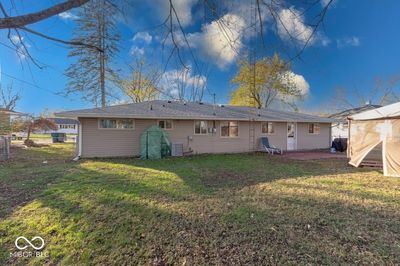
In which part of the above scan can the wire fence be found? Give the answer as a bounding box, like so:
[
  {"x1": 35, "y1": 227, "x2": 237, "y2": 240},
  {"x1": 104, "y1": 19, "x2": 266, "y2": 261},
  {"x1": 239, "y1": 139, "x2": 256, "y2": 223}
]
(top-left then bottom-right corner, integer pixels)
[{"x1": 0, "y1": 136, "x2": 11, "y2": 161}]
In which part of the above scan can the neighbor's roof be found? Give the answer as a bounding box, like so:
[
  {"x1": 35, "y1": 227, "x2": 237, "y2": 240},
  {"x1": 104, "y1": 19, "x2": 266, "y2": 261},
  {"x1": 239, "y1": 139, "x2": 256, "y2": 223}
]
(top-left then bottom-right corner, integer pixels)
[
  {"x1": 329, "y1": 104, "x2": 381, "y2": 121},
  {"x1": 0, "y1": 108, "x2": 24, "y2": 115},
  {"x1": 55, "y1": 100, "x2": 334, "y2": 123},
  {"x1": 50, "y1": 118, "x2": 79, "y2": 125},
  {"x1": 349, "y1": 101, "x2": 400, "y2": 120}
]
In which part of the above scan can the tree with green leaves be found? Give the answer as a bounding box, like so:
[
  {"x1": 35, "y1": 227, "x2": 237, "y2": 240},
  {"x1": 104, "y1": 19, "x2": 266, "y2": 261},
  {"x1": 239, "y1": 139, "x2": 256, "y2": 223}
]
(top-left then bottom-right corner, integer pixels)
[
  {"x1": 229, "y1": 54, "x2": 303, "y2": 109},
  {"x1": 65, "y1": 0, "x2": 120, "y2": 108}
]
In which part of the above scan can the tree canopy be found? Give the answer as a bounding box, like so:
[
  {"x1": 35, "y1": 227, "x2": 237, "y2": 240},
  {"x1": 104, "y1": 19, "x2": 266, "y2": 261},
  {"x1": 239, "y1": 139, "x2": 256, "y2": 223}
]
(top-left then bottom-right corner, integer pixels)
[
  {"x1": 119, "y1": 60, "x2": 160, "y2": 103},
  {"x1": 229, "y1": 54, "x2": 304, "y2": 110}
]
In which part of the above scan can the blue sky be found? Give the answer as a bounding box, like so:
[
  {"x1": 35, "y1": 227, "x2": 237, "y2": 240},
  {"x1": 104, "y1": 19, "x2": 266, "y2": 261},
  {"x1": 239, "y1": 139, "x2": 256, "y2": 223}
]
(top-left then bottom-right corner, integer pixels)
[{"x1": 1, "y1": 0, "x2": 400, "y2": 115}]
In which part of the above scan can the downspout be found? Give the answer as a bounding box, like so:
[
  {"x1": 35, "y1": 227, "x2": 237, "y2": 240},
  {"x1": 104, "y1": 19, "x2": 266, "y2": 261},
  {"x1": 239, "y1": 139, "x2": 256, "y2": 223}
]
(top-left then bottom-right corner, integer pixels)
[{"x1": 73, "y1": 119, "x2": 82, "y2": 161}]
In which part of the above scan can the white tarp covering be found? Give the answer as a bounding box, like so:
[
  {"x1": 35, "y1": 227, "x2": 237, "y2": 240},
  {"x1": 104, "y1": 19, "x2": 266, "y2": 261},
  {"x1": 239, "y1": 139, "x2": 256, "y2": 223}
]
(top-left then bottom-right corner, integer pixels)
[
  {"x1": 348, "y1": 103, "x2": 400, "y2": 177},
  {"x1": 350, "y1": 102, "x2": 400, "y2": 120}
]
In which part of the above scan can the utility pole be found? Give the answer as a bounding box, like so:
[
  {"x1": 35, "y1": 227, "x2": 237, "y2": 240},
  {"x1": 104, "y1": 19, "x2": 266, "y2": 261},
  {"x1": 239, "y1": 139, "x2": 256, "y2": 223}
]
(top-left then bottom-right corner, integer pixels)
[{"x1": 212, "y1": 93, "x2": 216, "y2": 115}]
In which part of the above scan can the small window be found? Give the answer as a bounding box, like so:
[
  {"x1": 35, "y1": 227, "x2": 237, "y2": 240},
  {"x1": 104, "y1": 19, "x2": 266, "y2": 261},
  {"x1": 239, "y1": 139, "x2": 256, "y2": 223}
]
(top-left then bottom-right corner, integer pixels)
[
  {"x1": 194, "y1": 121, "x2": 207, "y2": 135},
  {"x1": 99, "y1": 119, "x2": 134, "y2": 129},
  {"x1": 221, "y1": 121, "x2": 238, "y2": 137},
  {"x1": 262, "y1": 122, "x2": 274, "y2": 134},
  {"x1": 117, "y1": 119, "x2": 134, "y2": 129},
  {"x1": 308, "y1": 123, "x2": 320, "y2": 134},
  {"x1": 158, "y1": 120, "x2": 173, "y2": 130}
]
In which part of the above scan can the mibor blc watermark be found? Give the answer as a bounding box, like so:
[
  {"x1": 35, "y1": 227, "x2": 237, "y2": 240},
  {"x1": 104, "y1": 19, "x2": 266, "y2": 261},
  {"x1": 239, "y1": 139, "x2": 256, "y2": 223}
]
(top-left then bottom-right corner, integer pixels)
[{"x1": 10, "y1": 236, "x2": 48, "y2": 258}]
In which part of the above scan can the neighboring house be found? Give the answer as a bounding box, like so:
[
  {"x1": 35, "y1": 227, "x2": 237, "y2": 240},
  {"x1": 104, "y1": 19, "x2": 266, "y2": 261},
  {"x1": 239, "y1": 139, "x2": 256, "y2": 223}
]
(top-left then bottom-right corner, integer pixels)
[
  {"x1": 35, "y1": 118, "x2": 79, "y2": 134},
  {"x1": 56, "y1": 100, "x2": 334, "y2": 158},
  {"x1": 0, "y1": 108, "x2": 23, "y2": 136},
  {"x1": 50, "y1": 118, "x2": 79, "y2": 134},
  {"x1": 329, "y1": 104, "x2": 381, "y2": 139}
]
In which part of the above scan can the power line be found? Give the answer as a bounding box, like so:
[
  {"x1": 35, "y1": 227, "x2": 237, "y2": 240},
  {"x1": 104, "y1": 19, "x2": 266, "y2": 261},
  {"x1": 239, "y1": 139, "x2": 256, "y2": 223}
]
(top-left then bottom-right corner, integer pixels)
[{"x1": 1, "y1": 71, "x2": 66, "y2": 99}]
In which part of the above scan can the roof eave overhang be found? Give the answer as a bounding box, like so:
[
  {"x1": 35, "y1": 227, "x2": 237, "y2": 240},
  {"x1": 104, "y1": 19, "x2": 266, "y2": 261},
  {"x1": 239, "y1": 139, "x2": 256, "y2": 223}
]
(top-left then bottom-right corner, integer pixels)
[{"x1": 56, "y1": 112, "x2": 333, "y2": 123}]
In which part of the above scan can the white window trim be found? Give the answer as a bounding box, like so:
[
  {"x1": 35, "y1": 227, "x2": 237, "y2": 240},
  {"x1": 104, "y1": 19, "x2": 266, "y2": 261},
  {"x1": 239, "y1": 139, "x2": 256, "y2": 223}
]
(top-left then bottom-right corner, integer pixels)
[
  {"x1": 193, "y1": 120, "x2": 208, "y2": 135},
  {"x1": 308, "y1": 123, "x2": 320, "y2": 135},
  {"x1": 157, "y1": 120, "x2": 174, "y2": 130},
  {"x1": 98, "y1": 118, "x2": 135, "y2": 130},
  {"x1": 261, "y1": 122, "x2": 275, "y2": 135},
  {"x1": 220, "y1": 121, "x2": 239, "y2": 138}
]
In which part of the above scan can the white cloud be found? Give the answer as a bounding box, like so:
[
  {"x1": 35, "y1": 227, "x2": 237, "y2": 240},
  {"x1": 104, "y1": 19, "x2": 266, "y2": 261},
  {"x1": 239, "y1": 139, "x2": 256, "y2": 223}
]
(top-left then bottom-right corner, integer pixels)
[
  {"x1": 58, "y1": 11, "x2": 78, "y2": 20},
  {"x1": 129, "y1": 46, "x2": 145, "y2": 56},
  {"x1": 187, "y1": 13, "x2": 246, "y2": 69},
  {"x1": 10, "y1": 35, "x2": 30, "y2": 61},
  {"x1": 336, "y1": 37, "x2": 360, "y2": 48},
  {"x1": 276, "y1": 7, "x2": 330, "y2": 47},
  {"x1": 160, "y1": 67, "x2": 207, "y2": 98},
  {"x1": 10, "y1": 35, "x2": 21, "y2": 44},
  {"x1": 155, "y1": 0, "x2": 197, "y2": 27},
  {"x1": 133, "y1": 31, "x2": 152, "y2": 44},
  {"x1": 277, "y1": 8, "x2": 315, "y2": 46},
  {"x1": 224, "y1": 0, "x2": 271, "y2": 29},
  {"x1": 321, "y1": 0, "x2": 337, "y2": 8},
  {"x1": 287, "y1": 72, "x2": 310, "y2": 95},
  {"x1": 282, "y1": 72, "x2": 310, "y2": 96}
]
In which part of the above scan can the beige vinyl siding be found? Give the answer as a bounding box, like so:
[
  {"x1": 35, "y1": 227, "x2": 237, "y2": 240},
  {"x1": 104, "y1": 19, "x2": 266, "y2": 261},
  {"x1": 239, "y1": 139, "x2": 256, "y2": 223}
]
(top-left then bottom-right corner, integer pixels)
[
  {"x1": 80, "y1": 118, "x2": 154, "y2": 157},
  {"x1": 79, "y1": 118, "x2": 331, "y2": 158},
  {"x1": 257, "y1": 122, "x2": 287, "y2": 151},
  {"x1": 296, "y1": 122, "x2": 331, "y2": 150}
]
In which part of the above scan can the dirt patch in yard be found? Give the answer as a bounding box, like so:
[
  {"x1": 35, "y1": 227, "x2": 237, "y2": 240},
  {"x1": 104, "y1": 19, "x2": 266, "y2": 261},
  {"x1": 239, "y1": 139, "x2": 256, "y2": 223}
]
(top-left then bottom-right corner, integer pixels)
[{"x1": 282, "y1": 150, "x2": 347, "y2": 160}]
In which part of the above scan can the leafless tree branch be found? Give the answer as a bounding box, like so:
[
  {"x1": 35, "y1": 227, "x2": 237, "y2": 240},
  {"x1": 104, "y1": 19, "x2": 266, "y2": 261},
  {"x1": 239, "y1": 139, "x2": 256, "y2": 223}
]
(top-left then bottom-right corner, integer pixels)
[{"x1": 0, "y1": 0, "x2": 89, "y2": 29}]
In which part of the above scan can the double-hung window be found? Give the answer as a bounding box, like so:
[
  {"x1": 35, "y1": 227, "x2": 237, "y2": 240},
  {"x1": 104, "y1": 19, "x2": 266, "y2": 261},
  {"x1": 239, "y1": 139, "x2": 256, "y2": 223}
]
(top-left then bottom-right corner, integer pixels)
[
  {"x1": 194, "y1": 121, "x2": 207, "y2": 135},
  {"x1": 221, "y1": 121, "x2": 238, "y2": 137},
  {"x1": 99, "y1": 119, "x2": 134, "y2": 129},
  {"x1": 261, "y1": 122, "x2": 274, "y2": 134},
  {"x1": 308, "y1": 123, "x2": 320, "y2": 134},
  {"x1": 158, "y1": 120, "x2": 173, "y2": 130}
]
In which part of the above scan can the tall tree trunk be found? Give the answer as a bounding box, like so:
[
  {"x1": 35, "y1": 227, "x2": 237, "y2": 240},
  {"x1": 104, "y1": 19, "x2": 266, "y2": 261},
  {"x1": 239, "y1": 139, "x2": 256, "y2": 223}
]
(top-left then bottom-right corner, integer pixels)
[{"x1": 99, "y1": 10, "x2": 106, "y2": 108}]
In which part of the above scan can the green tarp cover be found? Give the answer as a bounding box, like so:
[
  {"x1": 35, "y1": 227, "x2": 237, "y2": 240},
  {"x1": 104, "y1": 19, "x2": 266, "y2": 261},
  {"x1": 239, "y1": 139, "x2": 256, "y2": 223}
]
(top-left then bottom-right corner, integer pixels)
[{"x1": 140, "y1": 125, "x2": 171, "y2": 159}]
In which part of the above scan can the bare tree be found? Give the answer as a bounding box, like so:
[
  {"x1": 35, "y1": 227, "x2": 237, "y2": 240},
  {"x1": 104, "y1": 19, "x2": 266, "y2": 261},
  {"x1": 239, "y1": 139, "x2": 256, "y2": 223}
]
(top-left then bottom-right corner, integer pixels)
[
  {"x1": 162, "y1": 66, "x2": 207, "y2": 102},
  {"x1": 65, "y1": 0, "x2": 120, "y2": 108},
  {"x1": 332, "y1": 76, "x2": 400, "y2": 110},
  {"x1": 0, "y1": 82, "x2": 20, "y2": 111},
  {"x1": 0, "y1": 0, "x2": 102, "y2": 67},
  {"x1": 118, "y1": 59, "x2": 161, "y2": 103}
]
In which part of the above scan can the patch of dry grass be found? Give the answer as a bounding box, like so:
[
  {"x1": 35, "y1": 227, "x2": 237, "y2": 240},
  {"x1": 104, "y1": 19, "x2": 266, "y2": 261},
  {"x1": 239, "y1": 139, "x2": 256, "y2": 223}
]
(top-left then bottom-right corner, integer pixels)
[{"x1": 0, "y1": 145, "x2": 399, "y2": 265}]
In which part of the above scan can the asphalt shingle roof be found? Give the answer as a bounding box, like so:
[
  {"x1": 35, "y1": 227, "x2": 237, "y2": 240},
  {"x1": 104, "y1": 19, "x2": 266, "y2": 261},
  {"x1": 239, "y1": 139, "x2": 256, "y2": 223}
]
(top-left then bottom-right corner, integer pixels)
[
  {"x1": 56, "y1": 100, "x2": 334, "y2": 123},
  {"x1": 0, "y1": 108, "x2": 23, "y2": 115},
  {"x1": 50, "y1": 118, "x2": 79, "y2": 125},
  {"x1": 328, "y1": 104, "x2": 381, "y2": 121}
]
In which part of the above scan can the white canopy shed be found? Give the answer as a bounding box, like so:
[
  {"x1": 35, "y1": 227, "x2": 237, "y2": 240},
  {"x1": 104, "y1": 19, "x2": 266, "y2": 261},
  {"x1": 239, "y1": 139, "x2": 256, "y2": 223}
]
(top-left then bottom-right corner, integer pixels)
[{"x1": 347, "y1": 102, "x2": 400, "y2": 177}]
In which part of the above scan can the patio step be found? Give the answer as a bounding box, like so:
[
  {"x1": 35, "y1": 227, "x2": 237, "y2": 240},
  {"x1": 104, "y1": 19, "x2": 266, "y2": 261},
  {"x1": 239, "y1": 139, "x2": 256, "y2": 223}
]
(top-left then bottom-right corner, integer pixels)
[{"x1": 361, "y1": 160, "x2": 383, "y2": 168}]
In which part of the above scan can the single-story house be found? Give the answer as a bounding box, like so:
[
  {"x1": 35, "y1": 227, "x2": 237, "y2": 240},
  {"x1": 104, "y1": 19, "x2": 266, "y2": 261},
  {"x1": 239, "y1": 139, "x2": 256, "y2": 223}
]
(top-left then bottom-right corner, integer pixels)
[
  {"x1": 329, "y1": 103, "x2": 381, "y2": 139},
  {"x1": 56, "y1": 100, "x2": 334, "y2": 158}
]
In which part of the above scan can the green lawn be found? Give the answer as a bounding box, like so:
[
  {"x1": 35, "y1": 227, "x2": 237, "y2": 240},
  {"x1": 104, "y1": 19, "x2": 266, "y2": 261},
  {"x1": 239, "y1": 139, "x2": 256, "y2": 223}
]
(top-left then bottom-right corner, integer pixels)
[
  {"x1": 28, "y1": 133, "x2": 76, "y2": 139},
  {"x1": 0, "y1": 144, "x2": 399, "y2": 265},
  {"x1": 29, "y1": 133, "x2": 52, "y2": 139}
]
